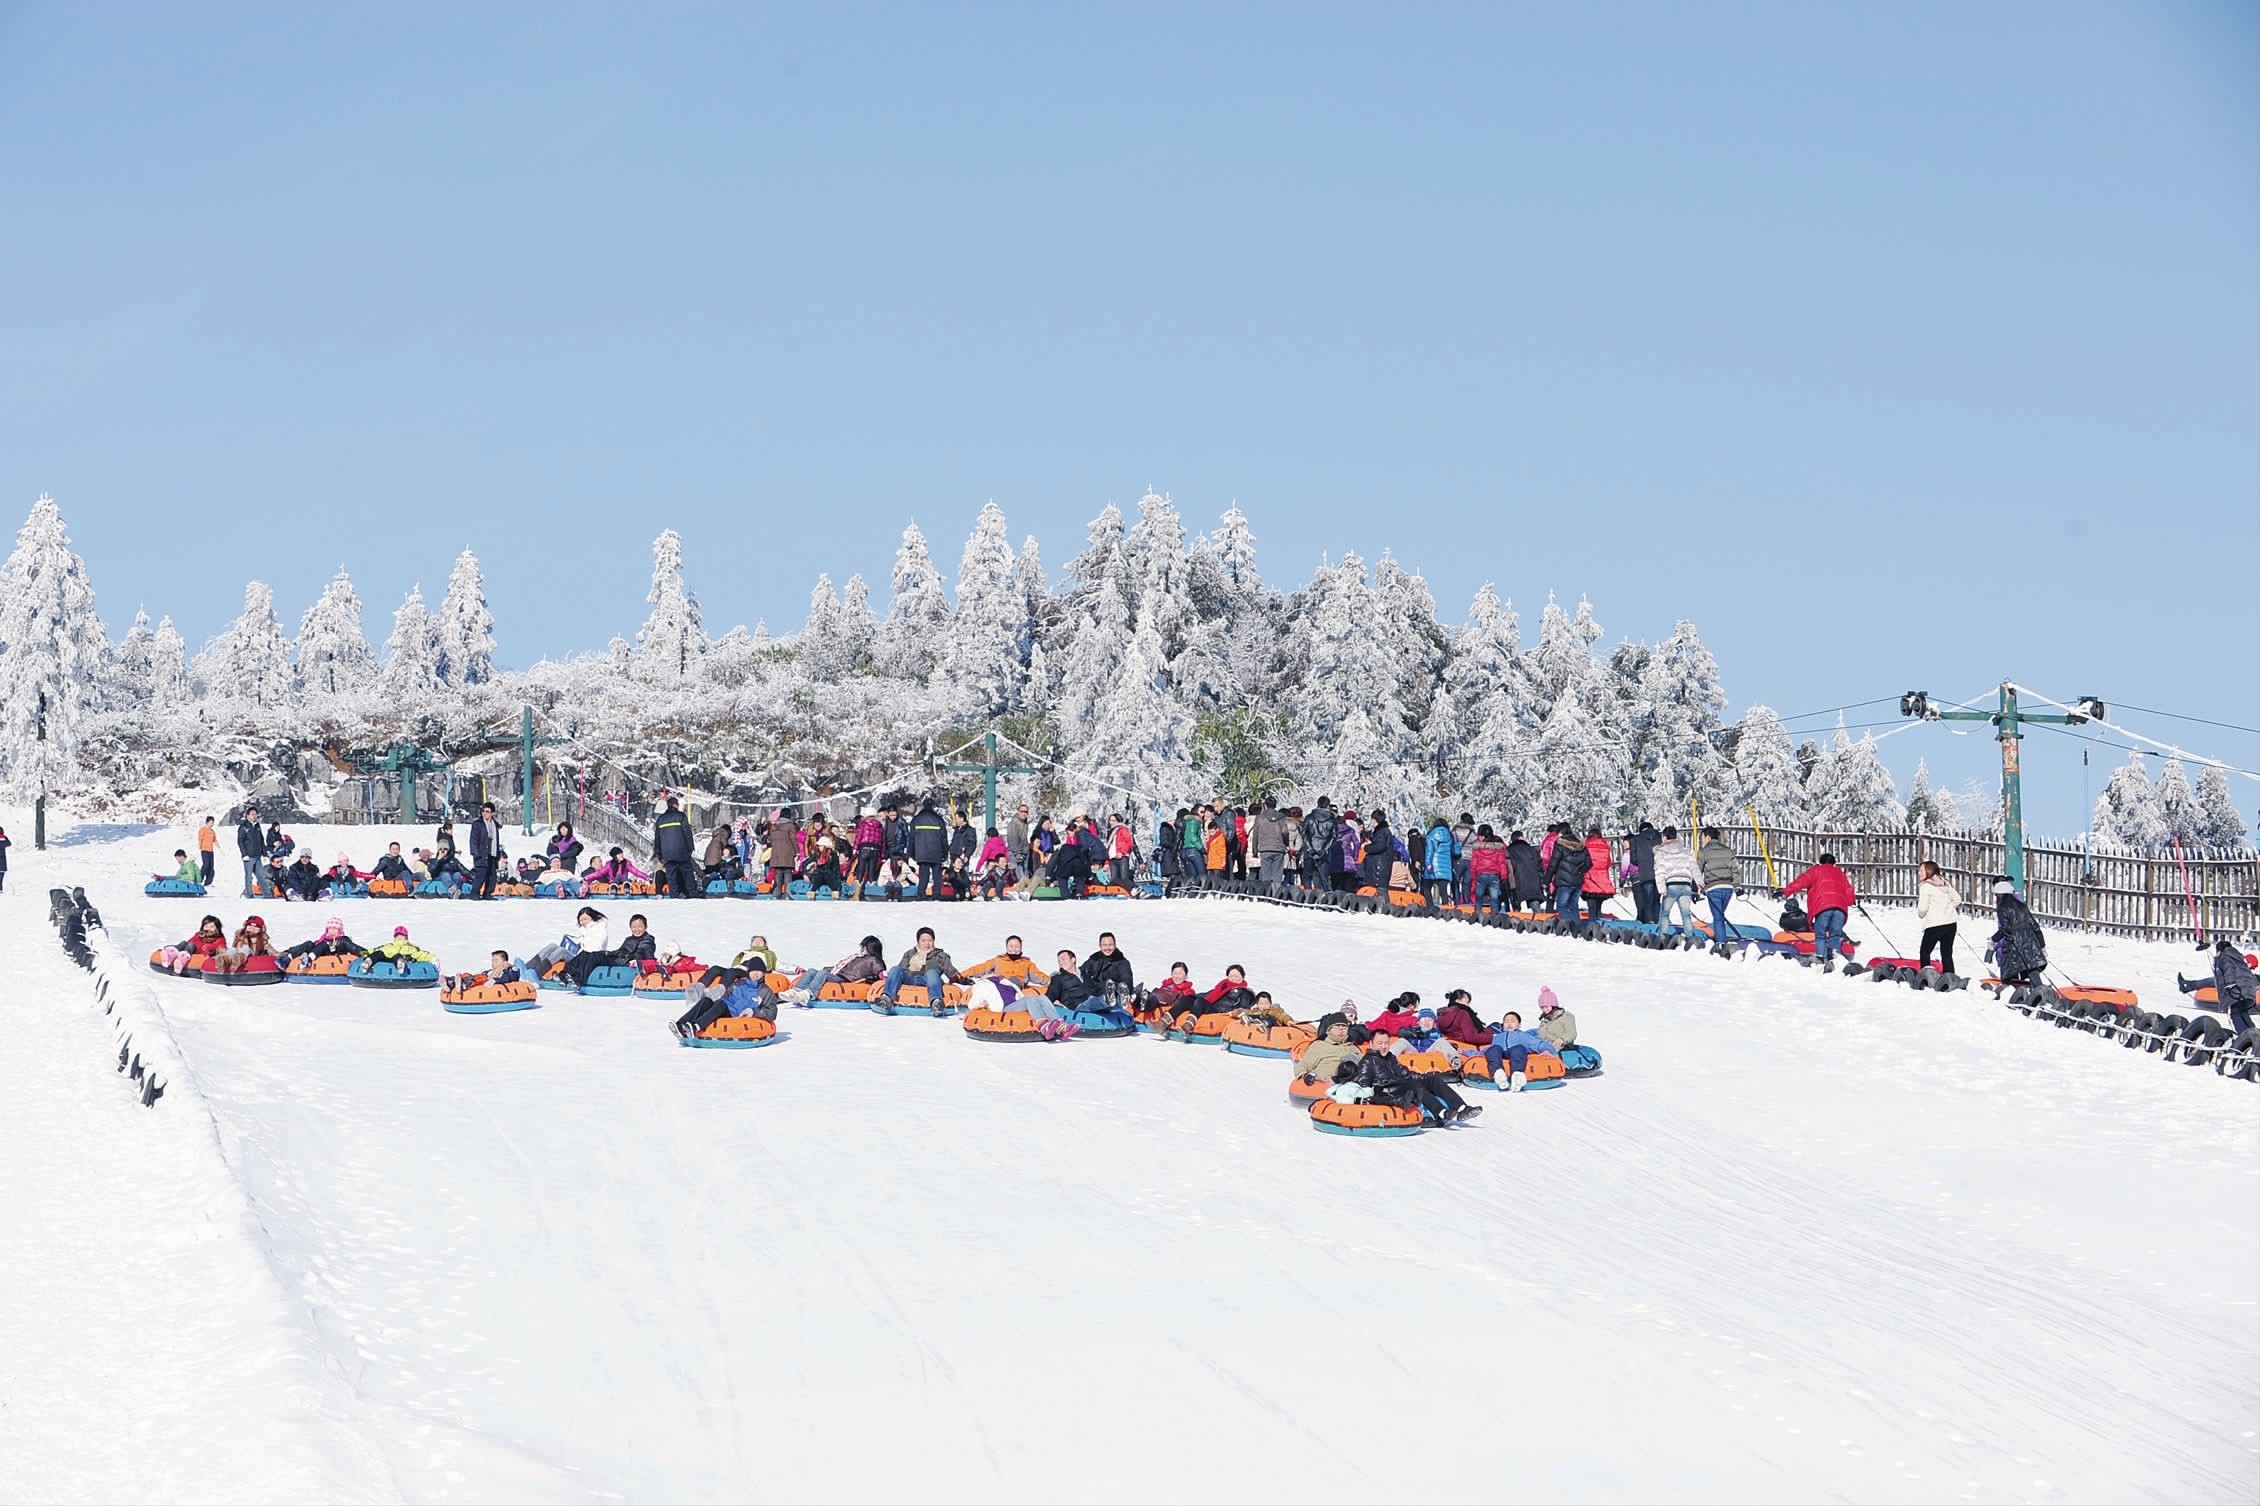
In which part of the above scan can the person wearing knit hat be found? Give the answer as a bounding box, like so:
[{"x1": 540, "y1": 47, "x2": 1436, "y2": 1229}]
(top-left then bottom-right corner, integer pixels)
[
  {"x1": 281, "y1": 916, "x2": 364, "y2": 963},
  {"x1": 1535, "y1": 987, "x2": 1578, "y2": 1055}
]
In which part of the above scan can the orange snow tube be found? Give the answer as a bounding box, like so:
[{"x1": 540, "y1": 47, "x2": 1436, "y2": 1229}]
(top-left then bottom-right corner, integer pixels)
[
  {"x1": 285, "y1": 953, "x2": 354, "y2": 979},
  {"x1": 368, "y1": 878, "x2": 411, "y2": 897},
  {"x1": 633, "y1": 967, "x2": 705, "y2": 994},
  {"x1": 1398, "y1": 1049, "x2": 1458, "y2": 1074},
  {"x1": 963, "y1": 1007, "x2": 1044, "y2": 1041},
  {"x1": 1221, "y1": 1019, "x2": 1315, "y2": 1058},
  {"x1": 2056, "y1": 985, "x2": 2139, "y2": 1010},
  {"x1": 440, "y1": 979, "x2": 539, "y2": 1006},
  {"x1": 817, "y1": 979, "x2": 882, "y2": 1003},
  {"x1": 1287, "y1": 1073, "x2": 1333, "y2": 1105},
  {"x1": 1308, "y1": 1099, "x2": 1424, "y2": 1137},
  {"x1": 695, "y1": 1015, "x2": 777, "y2": 1043},
  {"x1": 1178, "y1": 1012, "x2": 1234, "y2": 1044},
  {"x1": 892, "y1": 982, "x2": 970, "y2": 1011}
]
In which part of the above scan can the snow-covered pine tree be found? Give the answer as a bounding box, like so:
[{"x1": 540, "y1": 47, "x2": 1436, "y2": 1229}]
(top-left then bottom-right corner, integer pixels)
[
  {"x1": 799, "y1": 574, "x2": 854, "y2": 681},
  {"x1": 1525, "y1": 593, "x2": 1584, "y2": 721},
  {"x1": 1735, "y1": 706, "x2": 1810, "y2": 828},
  {"x1": 1013, "y1": 535, "x2": 1050, "y2": 684},
  {"x1": 1425, "y1": 583, "x2": 1526, "y2": 797},
  {"x1": 207, "y1": 581, "x2": 297, "y2": 705},
  {"x1": 436, "y1": 548, "x2": 497, "y2": 687},
  {"x1": 110, "y1": 609, "x2": 156, "y2": 709},
  {"x1": 1635, "y1": 621, "x2": 1728, "y2": 813},
  {"x1": 876, "y1": 522, "x2": 950, "y2": 683},
  {"x1": 1812, "y1": 723, "x2": 1902, "y2": 829},
  {"x1": 296, "y1": 569, "x2": 376, "y2": 699},
  {"x1": 1209, "y1": 505, "x2": 1259, "y2": 593},
  {"x1": 1124, "y1": 491, "x2": 1193, "y2": 668},
  {"x1": 380, "y1": 586, "x2": 441, "y2": 698},
  {"x1": 1052, "y1": 545, "x2": 1134, "y2": 762},
  {"x1": 1639, "y1": 756, "x2": 1681, "y2": 828},
  {"x1": 2151, "y1": 752, "x2": 2201, "y2": 844},
  {"x1": 2194, "y1": 764, "x2": 2249, "y2": 848},
  {"x1": 1902, "y1": 759, "x2": 1962, "y2": 832},
  {"x1": 1528, "y1": 690, "x2": 1621, "y2": 826},
  {"x1": 1078, "y1": 596, "x2": 1193, "y2": 821},
  {"x1": 1372, "y1": 552, "x2": 1448, "y2": 736},
  {"x1": 1286, "y1": 553, "x2": 1426, "y2": 813},
  {"x1": 0, "y1": 495, "x2": 106, "y2": 796},
  {"x1": 1177, "y1": 507, "x2": 1279, "y2": 712},
  {"x1": 937, "y1": 502, "x2": 1024, "y2": 715},
  {"x1": 150, "y1": 617, "x2": 189, "y2": 712},
  {"x1": 2090, "y1": 749, "x2": 2162, "y2": 846},
  {"x1": 836, "y1": 574, "x2": 877, "y2": 672},
  {"x1": 636, "y1": 529, "x2": 706, "y2": 682}
]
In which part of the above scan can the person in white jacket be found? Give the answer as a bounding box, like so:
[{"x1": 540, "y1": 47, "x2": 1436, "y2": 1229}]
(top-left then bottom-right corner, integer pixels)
[
  {"x1": 527, "y1": 907, "x2": 610, "y2": 977},
  {"x1": 1652, "y1": 826, "x2": 1705, "y2": 937},
  {"x1": 1914, "y1": 862, "x2": 1960, "y2": 975}
]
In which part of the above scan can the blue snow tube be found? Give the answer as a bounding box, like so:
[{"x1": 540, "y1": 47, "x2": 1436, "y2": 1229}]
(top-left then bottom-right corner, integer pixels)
[
  {"x1": 535, "y1": 880, "x2": 582, "y2": 899},
  {"x1": 1063, "y1": 1007, "x2": 1138, "y2": 1039},
  {"x1": 1559, "y1": 1044, "x2": 1604, "y2": 1078},
  {"x1": 347, "y1": 957, "x2": 441, "y2": 989},
  {"x1": 577, "y1": 963, "x2": 637, "y2": 996},
  {"x1": 144, "y1": 878, "x2": 207, "y2": 897},
  {"x1": 704, "y1": 878, "x2": 735, "y2": 898},
  {"x1": 444, "y1": 997, "x2": 540, "y2": 1015},
  {"x1": 730, "y1": 880, "x2": 764, "y2": 897},
  {"x1": 323, "y1": 881, "x2": 370, "y2": 900},
  {"x1": 413, "y1": 879, "x2": 463, "y2": 899},
  {"x1": 678, "y1": 1032, "x2": 781, "y2": 1049}
]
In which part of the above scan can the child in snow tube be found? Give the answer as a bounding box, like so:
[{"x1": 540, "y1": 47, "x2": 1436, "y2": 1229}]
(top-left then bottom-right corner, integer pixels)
[
  {"x1": 1483, "y1": 996, "x2": 1563, "y2": 1091},
  {"x1": 672, "y1": 972, "x2": 780, "y2": 1040},
  {"x1": 209, "y1": 915, "x2": 280, "y2": 973},
  {"x1": 151, "y1": 849, "x2": 202, "y2": 886},
  {"x1": 364, "y1": 926, "x2": 437, "y2": 966},
  {"x1": 282, "y1": 916, "x2": 364, "y2": 963},
  {"x1": 443, "y1": 950, "x2": 527, "y2": 996},
  {"x1": 157, "y1": 914, "x2": 230, "y2": 973}
]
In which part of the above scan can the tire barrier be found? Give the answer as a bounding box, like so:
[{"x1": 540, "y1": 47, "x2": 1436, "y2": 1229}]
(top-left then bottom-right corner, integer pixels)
[{"x1": 52, "y1": 888, "x2": 175, "y2": 1109}]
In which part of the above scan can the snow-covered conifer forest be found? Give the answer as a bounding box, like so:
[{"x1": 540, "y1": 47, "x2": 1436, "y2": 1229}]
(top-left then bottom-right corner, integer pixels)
[{"x1": 0, "y1": 491, "x2": 2246, "y2": 850}]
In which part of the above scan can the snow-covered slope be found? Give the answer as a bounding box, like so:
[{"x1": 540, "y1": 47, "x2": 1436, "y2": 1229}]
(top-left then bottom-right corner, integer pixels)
[{"x1": 6, "y1": 818, "x2": 2256, "y2": 1504}]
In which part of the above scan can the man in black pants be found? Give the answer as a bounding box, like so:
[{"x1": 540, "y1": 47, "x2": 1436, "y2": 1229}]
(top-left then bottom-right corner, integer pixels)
[
  {"x1": 652, "y1": 796, "x2": 699, "y2": 898},
  {"x1": 908, "y1": 799, "x2": 949, "y2": 900},
  {"x1": 469, "y1": 801, "x2": 504, "y2": 900}
]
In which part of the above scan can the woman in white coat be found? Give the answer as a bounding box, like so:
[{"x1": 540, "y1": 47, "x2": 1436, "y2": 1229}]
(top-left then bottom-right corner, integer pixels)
[{"x1": 1914, "y1": 862, "x2": 1960, "y2": 976}]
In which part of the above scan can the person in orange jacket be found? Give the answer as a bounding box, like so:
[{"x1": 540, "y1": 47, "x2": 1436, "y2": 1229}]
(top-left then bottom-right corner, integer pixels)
[
  {"x1": 957, "y1": 935, "x2": 1048, "y2": 988},
  {"x1": 1579, "y1": 826, "x2": 1616, "y2": 921}
]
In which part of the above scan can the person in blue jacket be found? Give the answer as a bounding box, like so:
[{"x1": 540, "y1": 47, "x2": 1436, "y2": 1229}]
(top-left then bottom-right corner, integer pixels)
[
  {"x1": 1484, "y1": 1008, "x2": 1561, "y2": 1092},
  {"x1": 1424, "y1": 817, "x2": 1457, "y2": 906}
]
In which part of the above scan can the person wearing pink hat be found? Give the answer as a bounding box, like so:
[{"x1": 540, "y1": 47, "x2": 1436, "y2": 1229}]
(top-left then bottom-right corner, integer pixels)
[
  {"x1": 1535, "y1": 987, "x2": 1578, "y2": 1055},
  {"x1": 281, "y1": 916, "x2": 364, "y2": 962}
]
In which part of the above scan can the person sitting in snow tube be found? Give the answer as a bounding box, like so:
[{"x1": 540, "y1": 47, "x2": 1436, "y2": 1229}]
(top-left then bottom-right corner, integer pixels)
[
  {"x1": 1397, "y1": 1007, "x2": 1466, "y2": 1068},
  {"x1": 281, "y1": 851, "x2": 324, "y2": 903},
  {"x1": 567, "y1": 912, "x2": 655, "y2": 987},
  {"x1": 362, "y1": 925, "x2": 437, "y2": 967},
  {"x1": 424, "y1": 842, "x2": 470, "y2": 890},
  {"x1": 210, "y1": 915, "x2": 281, "y2": 973},
  {"x1": 1195, "y1": 965, "x2": 1257, "y2": 1018},
  {"x1": 968, "y1": 973, "x2": 1080, "y2": 1041},
  {"x1": 1079, "y1": 932, "x2": 1138, "y2": 1009},
  {"x1": 1484, "y1": 999, "x2": 1562, "y2": 1091},
  {"x1": 324, "y1": 852, "x2": 367, "y2": 888},
  {"x1": 677, "y1": 934, "x2": 776, "y2": 999},
  {"x1": 526, "y1": 907, "x2": 609, "y2": 978},
  {"x1": 370, "y1": 842, "x2": 412, "y2": 885},
  {"x1": 282, "y1": 916, "x2": 364, "y2": 962},
  {"x1": 783, "y1": 935, "x2": 888, "y2": 1006},
  {"x1": 546, "y1": 823, "x2": 585, "y2": 873},
  {"x1": 803, "y1": 838, "x2": 848, "y2": 898},
  {"x1": 152, "y1": 849, "x2": 203, "y2": 887},
  {"x1": 672, "y1": 970, "x2": 780, "y2": 1040},
  {"x1": 875, "y1": 927, "x2": 957, "y2": 1016},
  {"x1": 1354, "y1": 1036, "x2": 1477, "y2": 1124},
  {"x1": 1292, "y1": 1014, "x2": 1364, "y2": 1091},
  {"x1": 1143, "y1": 961, "x2": 1197, "y2": 1028},
  {"x1": 956, "y1": 936, "x2": 1048, "y2": 990},
  {"x1": 533, "y1": 852, "x2": 582, "y2": 893},
  {"x1": 1236, "y1": 990, "x2": 1298, "y2": 1028},
  {"x1": 1435, "y1": 989, "x2": 1492, "y2": 1050},
  {"x1": 582, "y1": 848, "x2": 650, "y2": 888},
  {"x1": 1367, "y1": 992, "x2": 1425, "y2": 1037},
  {"x1": 157, "y1": 914, "x2": 230, "y2": 973},
  {"x1": 1045, "y1": 950, "x2": 1096, "y2": 1016},
  {"x1": 444, "y1": 950, "x2": 528, "y2": 997}
]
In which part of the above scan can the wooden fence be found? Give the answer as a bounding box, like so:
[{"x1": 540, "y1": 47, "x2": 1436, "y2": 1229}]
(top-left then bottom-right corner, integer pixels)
[{"x1": 1709, "y1": 824, "x2": 2259, "y2": 942}]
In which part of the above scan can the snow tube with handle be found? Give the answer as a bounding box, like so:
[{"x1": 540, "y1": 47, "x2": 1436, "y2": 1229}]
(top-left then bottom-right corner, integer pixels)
[
  {"x1": 1287, "y1": 1073, "x2": 1334, "y2": 1106},
  {"x1": 1222, "y1": 1020, "x2": 1317, "y2": 1059},
  {"x1": 323, "y1": 880, "x2": 371, "y2": 899},
  {"x1": 811, "y1": 979, "x2": 880, "y2": 1009},
  {"x1": 1062, "y1": 1006, "x2": 1137, "y2": 1039},
  {"x1": 443, "y1": 980, "x2": 540, "y2": 1013},
  {"x1": 963, "y1": 1007, "x2": 1048, "y2": 1042},
  {"x1": 1309, "y1": 1098, "x2": 1425, "y2": 1137},
  {"x1": 202, "y1": 957, "x2": 287, "y2": 986},
  {"x1": 147, "y1": 948, "x2": 212, "y2": 977},
  {"x1": 1462, "y1": 1051, "x2": 1568, "y2": 1090},
  {"x1": 681, "y1": 1015, "x2": 780, "y2": 1049},
  {"x1": 534, "y1": 880, "x2": 582, "y2": 899},
  {"x1": 348, "y1": 957, "x2": 440, "y2": 989},
  {"x1": 1172, "y1": 1012, "x2": 1233, "y2": 1045},
  {"x1": 284, "y1": 953, "x2": 355, "y2": 985},
  {"x1": 413, "y1": 880, "x2": 465, "y2": 899},
  {"x1": 577, "y1": 964, "x2": 638, "y2": 997},
  {"x1": 872, "y1": 982, "x2": 968, "y2": 1015},
  {"x1": 1398, "y1": 1049, "x2": 1459, "y2": 1075},
  {"x1": 368, "y1": 878, "x2": 411, "y2": 897},
  {"x1": 1559, "y1": 1044, "x2": 1604, "y2": 1078},
  {"x1": 632, "y1": 967, "x2": 706, "y2": 995},
  {"x1": 144, "y1": 878, "x2": 207, "y2": 898}
]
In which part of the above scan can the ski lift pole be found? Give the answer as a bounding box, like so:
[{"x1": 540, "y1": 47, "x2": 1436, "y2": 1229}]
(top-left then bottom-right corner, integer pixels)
[
  {"x1": 1747, "y1": 803, "x2": 1778, "y2": 889},
  {"x1": 2171, "y1": 834, "x2": 2204, "y2": 945}
]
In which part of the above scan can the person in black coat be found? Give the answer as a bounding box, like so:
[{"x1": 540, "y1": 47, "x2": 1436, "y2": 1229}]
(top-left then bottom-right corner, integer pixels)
[
  {"x1": 1625, "y1": 822, "x2": 1660, "y2": 925},
  {"x1": 546, "y1": 822, "x2": 585, "y2": 872},
  {"x1": 1546, "y1": 831, "x2": 1591, "y2": 926},
  {"x1": 236, "y1": 805, "x2": 269, "y2": 898},
  {"x1": 1081, "y1": 933, "x2": 1136, "y2": 1003},
  {"x1": 1987, "y1": 882, "x2": 2048, "y2": 985},
  {"x1": 1047, "y1": 834, "x2": 1094, "y2": 897},
  {"x1": 1506, "y1": 831, "x2": 1545, "y2": 909},
  {"x1": 1361, "y1": 812, "x2": 1397, "y2": 892},
  {"x1": 469, "y1": 801, "x2": 505, "y2": 900},
  {"x1": 652, "y1": 797, "x2": 698, "y2": 897},
  {"x1": 946, "y1": 814, "x2": 978, "y2": 897},
  {"x1": 907, "y1": 800, "x2": 949, "y2": 899},
  {"x1": 1300, "y1": 799, "x2": 1339, "y2": 890},
  {"x1": 0, "y1": 823, "x2": 9, "y2": 893},
  {"x1": 1155, "y1": 815, "x2": 1182, "y2": 879},
  {"x1": 1355, "y1": 1044, "x2": 1476, "y2": 1124}
]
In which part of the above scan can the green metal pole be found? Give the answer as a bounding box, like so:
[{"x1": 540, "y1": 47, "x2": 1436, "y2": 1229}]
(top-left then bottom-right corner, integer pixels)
[
  {"x1": 402, "y1": 761, "x2": 416, "y2": 827},
  {"x1": 1998, "y1": 683, "x2": 2026, "y2": 892},
  {"x1": 522, "y1": 706, "x2": 536, "y2": 836},
  {"x1": 982, "y1": 731, "x2": 1000, "y2": 836}
]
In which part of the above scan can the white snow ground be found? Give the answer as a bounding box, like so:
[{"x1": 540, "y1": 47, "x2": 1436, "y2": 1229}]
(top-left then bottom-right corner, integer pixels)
[{"x1": 3, "y1": 814, "x2": 2255, "y2": 1505}]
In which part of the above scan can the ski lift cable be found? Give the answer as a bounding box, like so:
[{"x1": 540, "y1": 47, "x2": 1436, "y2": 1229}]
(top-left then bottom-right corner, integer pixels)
[
  {"x1": 2108, "y1": 701, "x2": 2260, "y2": 738},
  {"x1": 2009, "y1": 684, "x2": 2260, "y2": 784},
  {"x1": 2023, "y1": 718, "x2": 2260, "y2": 783}
]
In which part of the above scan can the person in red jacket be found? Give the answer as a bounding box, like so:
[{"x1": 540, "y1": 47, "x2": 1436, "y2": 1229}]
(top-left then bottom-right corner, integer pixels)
[
  {"x1": 1782, "y1": 853, "x2": 1857, "y2": 970},
  {"x1": 1434, "y1": 988, "x2": 1493, "y2": 1048},
  {"x1": 1146, "y1": 961, "x2": 1198, "y2": 1028},
  {"x1": 1580, "y1": 827, "x2": 1616, "y2": 921},
  {"x1": 1466, "y1": 825, "x2": 1510, "y2": 917},
  {"x1": 1368, "y1": 991, "x2": 1425, "y2": 1036},
  {"x1": 1197, "y1": 964, "x2": 1256, "y2": 1015}
]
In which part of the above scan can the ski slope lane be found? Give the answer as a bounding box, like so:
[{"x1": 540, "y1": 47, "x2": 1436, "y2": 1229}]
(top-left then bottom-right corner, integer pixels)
[{"x1": 49, "y1": 822, "x2": 2260, "y2": 1502}]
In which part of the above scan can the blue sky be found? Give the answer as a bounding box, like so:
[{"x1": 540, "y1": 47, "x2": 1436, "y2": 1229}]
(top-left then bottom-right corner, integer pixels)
[{"x1": 3, "y1": 2, "x2": 2253, "y2": 832}]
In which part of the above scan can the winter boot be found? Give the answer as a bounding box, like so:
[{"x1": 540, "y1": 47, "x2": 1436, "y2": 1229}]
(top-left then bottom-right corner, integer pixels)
[
  {"x1": 1493, "y1": 1068, "x2": 1511, "y2": 1090},
  {"x1": 1456, "y1": 1103, "x2": 1483, "y2": 1124},
  {"x1": 1509, "y1": 1071, "x2": 1527, "y2": 1092},
  {"x1": 1058, "y1": 1021, "x2": 1080, "y2": 1040},
  {"x1": 1039, "y1": 1019, "x2": 1059, "y2": 1041},
  {"x1": 929, "y1": 996, "x2": 949, "y2": 1017}
]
